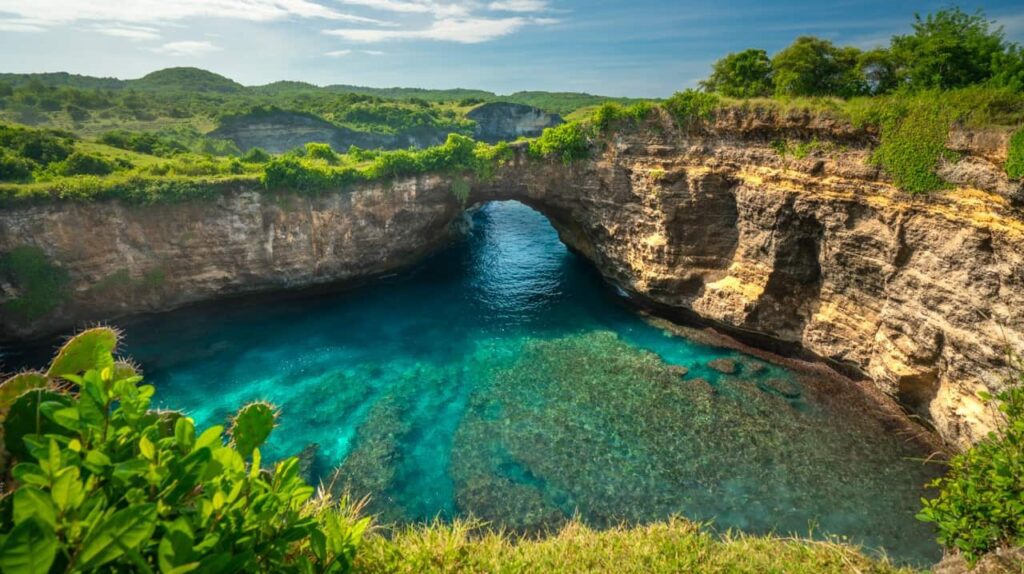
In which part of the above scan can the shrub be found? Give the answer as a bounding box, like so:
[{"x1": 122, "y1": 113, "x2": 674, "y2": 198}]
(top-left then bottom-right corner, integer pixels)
[
  {"x1": 54, "y1": 152, "x2": 115, "y2": 176},
  {"x1": 0, "y1": 123, "x2": 73, "y2": 165},
  {"x1": 528, "y1": 122, "x2": 591, "y2": 164},
  {"x1": 1007, "y1": 128, "x2": 1024, "y2": 180},
  {"x1": 848, "y1": 91, "x2": 958, "y2": 194},
  {"x1": 262, "y1": 156, "x2": 336, "y2": 192},
  {"x1": 0, "y1": 327, "x2": 368, "y2": 573},
  {"x1": 0, "y1": 150, "x2": 35, "y2": 182},
  {"x1": 98, "y1": 130, "x2": 187, "y2": 157},
  {"x1": 917, "y1": 370, "x2": 1024, "y2": 564},
  {"x1": 240, "y1": 147, "x2": 272, "y2": 164},
  {"x1": 0, "y1": 245, "x2": 69, "y2": 321},
  {"x1": 701, "y1": 49, "x2": 774, "y2": 98},
  {"x1": 593, "y1": 102, "x2": 656, "y2": 133},
  {"x1": 304, "y1": 142, "x2": 338, "y2": 164},
  {"x1": 663, "y1": 90, "x2": 719, "y2": 129}
]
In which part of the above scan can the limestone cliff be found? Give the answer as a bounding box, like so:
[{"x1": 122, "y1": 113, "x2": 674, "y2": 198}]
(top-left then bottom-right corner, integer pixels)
[
  {"x1": 479, "y1": 109, "x2": 1023, "y2": 448},
  {"x1": 0, "y1": 176, "x2": 461, "y2": 338},
  {"x1": 1, "y1": 109, "x2": 1022, "y2": 448},
  {"x1": 468, "y1": 102, "x2": 563, "y2": 143}
]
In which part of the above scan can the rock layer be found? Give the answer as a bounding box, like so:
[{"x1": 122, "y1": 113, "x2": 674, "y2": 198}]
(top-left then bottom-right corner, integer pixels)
[
  {"x1": 479, "y1": 110, "x2": 1023, "y2": 448},
  {"x1": 2, "y1": 109, "x2": 1022, "y2": 447},
  {"x1": 0, "y1": 176, "x2": 462, "y2": 339}
]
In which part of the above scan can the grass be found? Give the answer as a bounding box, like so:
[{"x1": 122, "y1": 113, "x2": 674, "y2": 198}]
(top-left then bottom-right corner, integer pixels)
[{"x1": 352, "y1": 517, "x2": 918, "y2": 574}]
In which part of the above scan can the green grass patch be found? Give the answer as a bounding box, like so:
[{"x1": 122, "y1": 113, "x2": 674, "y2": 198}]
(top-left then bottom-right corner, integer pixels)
[
  {"x1": 1007, "y1": 128, "x2": 1024, "y2": 180},
  {"x1": 354, "y1": 518, "x2": 917, "y2": 574}
]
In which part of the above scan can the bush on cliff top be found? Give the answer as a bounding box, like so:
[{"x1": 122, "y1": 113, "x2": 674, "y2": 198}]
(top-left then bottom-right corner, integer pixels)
[
  {"x1": 917, "y1": 369, "x2": 1024, "y2": 565},
  {"x1": 528, "y1": 121, "x2": 592, "y2": 164},
  {"x1": 0, "y1": 327, "x2": 368, "y2": 573}
]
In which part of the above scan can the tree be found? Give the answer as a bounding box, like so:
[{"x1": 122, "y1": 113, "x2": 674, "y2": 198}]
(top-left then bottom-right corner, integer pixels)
[
  {"x1": 890, "y1": 8, "x2": 1008, "y2": 90},
  {"x1": 772, "y1": 37, "x2": 865, "y2": 97},
  {"x1": 700, "y1": 49, "x2": 774, "y2": 98},
  {"x1": 857, "y1": 48, "x2": 900, "y2": 95}
]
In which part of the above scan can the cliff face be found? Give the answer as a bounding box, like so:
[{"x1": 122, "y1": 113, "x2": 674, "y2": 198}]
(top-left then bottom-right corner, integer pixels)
[
  {"x1": 1, "y1": 109, "x2": 1021, "y2": 447},
  {"x1": 0, "y1": 176, "x2": 461, "y2": 338},
  {"x1": 479, "y1": 110, "x2": 1023, "y2": 448},
  {"x1": 467, "y1": 102, "x2": 563, "y2": 143},
  {"x1": 208, "y1": 111, "x2": 447, "y2": 153}
]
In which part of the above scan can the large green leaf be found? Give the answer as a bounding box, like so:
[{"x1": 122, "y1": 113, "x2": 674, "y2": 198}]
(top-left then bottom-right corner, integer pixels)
[
  {"x1": 229, "y1": 402, "x2": 276, "y2": 460},
  {"x1": 0, "y1": 517, "x2": 57, "y2": 574},
  {"x1": 12, "y1": 487, "x2": 56, "y2": 529},
  {"x1": 46, "y1": 327, "x2": 118, "y2": 378},
  {"x1": 0, "y1": 372, "x2": 48, "y2": 411},
  {"x1": 3, "y1": 389, "x2": 71, "y2": 461},
  {"x1": 77, "y1": 503, "x2": 157, "y2": 570}
]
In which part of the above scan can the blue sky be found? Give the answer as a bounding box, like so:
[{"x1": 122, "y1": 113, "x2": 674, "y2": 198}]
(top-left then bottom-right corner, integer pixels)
[{"x1": 0, "y1": 0, "x2": 1022, "y2": 97}]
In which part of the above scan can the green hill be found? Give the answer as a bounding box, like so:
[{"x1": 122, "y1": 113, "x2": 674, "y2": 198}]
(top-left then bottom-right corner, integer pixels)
[{"x1": 130, "y1": 67, "x2": 244, "y2": 93}]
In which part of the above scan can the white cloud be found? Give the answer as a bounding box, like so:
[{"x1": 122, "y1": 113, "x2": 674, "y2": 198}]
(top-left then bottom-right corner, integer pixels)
[
  {"x1": 90, "y1": 24, "x2": 162, "y2": 40},
  {"x1": 0, "y1": 18, "x2": 47, "y2": 32},
  {"x1": 333, "y1": 0, "x2": 471, "y2": 17},
  {"x1": 325, "y1": 15, "x2": 557, "y2": 43},
  {"x1": 488, "y1": 0, "x2": 548, "y2": 12},
  {"x1": 363, "y1": 50, "x2": 387, "y2": 55},
  {"x1": 0, "y1": 0, "x2": 387, "y2": 26},
  {"x1": 325, "y1": 49, "x2": 353, "y2": 56},
  {"x1": 153, "y1": 40, "x2": 222, "y2": 56}
]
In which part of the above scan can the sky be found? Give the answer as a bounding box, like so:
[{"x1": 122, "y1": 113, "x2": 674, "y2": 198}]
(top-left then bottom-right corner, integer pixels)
[{"x1": 0, "y1": 1, "x2": 1023, "y2": 97}]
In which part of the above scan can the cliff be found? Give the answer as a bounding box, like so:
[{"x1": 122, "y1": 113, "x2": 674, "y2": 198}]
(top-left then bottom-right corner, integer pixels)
[
  {"x1": 0, "y1": 176, "x2": 462, "y2": 337},
  {"x1": 467, "y1": 102, "x2": 563, "y2": 143},
  {"x1": 1, "y1": 108, "x2": 1022, "y2": 447},
  {"x1": 479, "y1": 109, "x2": 1023, "y2": 448}
]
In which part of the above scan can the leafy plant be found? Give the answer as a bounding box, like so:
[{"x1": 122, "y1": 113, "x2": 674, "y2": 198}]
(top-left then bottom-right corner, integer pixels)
[
  {"x1": 701, "y1": 49, "x2": 774, "y2": 98},
  {"x1": 0, "y1": 327, "x2": 368, "y2": 573},
  {"x1": 917, "y1": 366, "x2": 1024, "y2": 564},
  {"x1": 528, "y1": 122, "x2": 591, "y2": 164},
  {"x1": 663, "y1": 90, "x2": 719, "y2": 129}
]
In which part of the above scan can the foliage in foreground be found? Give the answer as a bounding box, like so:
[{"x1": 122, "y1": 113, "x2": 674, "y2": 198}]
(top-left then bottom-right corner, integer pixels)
[
  {"x1": 917, "y1": 367, "x2": 1024, "y2": 564},
  {"x1": 355, "y1": 518, "x2": 915, "y2": 574},
  {"x1": 0, "y1": 327, "x2": 368, "y2": 573}
]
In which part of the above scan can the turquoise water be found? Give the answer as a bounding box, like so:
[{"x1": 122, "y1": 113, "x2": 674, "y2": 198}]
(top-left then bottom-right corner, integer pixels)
[{"x1": 5, "y1": 201, "x2": 941, "y2": 565}]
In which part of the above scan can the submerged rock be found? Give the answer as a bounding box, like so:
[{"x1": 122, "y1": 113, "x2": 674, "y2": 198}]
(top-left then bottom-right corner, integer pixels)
[
  {"x1": 668, "y1": 364, "x2": 689, "y2": 378},
  {"x1": 708, "y1": 358, "x2": 739, "y2": 374}
]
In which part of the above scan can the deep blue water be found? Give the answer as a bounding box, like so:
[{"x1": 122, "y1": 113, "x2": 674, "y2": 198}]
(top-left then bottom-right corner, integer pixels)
[{"x1": 4, "y1": 201, "x2": 942, "y2": 565}]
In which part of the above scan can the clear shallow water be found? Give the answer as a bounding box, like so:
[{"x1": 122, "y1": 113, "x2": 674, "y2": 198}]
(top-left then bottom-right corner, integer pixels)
[{"x1": 4, "y1": 201, "x2": 941, "y2": 565}]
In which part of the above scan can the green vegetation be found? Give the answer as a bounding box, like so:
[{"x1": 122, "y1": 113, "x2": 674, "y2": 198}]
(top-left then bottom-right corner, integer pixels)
[
  {"x1": 262, "y1": 134, "x2": 512, "y2": 193},
  {"x1": 702, "y1": 7, "x2": 1024, "y2": 98},
  {"x1": 1008, "y1": 128, "x2": 1024, "y2": 180},
  {"x1": 663, "y1": 90, "x2": 719, "y2": 128},
  {"x1": 0, "y1": 246, "x2": 69, "y2": 321},
  {"x1": 528, "y1": 122, "x2": 592, "y2": 164},
  {"x1": 917, "y1": 366, "x2": 1024, "y2": 565},
  {"x1": 593, "y1": 101, "x2": 656, "y2": 132},
  {"x1": 0, "y1": 327, "x2": 368, "y2": 573},
  {"x1": 356, "y1": 518, "x2": 914, "y2": 573},
  {"x1": 0, "y1": 7, "x2": 1021, "y2": 202},
  {"x1": 700, "y1": 49, "x2": 774, "y2": 98}
]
